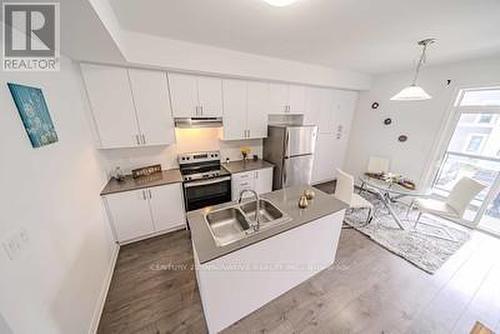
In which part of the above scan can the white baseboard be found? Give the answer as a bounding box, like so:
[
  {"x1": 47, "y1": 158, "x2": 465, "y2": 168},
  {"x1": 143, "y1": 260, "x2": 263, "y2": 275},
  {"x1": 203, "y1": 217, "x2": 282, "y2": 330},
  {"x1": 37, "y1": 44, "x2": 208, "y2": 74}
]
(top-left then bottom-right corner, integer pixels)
[{"x1": 88, "y1": 242, "x2": 120, "y2": 334}]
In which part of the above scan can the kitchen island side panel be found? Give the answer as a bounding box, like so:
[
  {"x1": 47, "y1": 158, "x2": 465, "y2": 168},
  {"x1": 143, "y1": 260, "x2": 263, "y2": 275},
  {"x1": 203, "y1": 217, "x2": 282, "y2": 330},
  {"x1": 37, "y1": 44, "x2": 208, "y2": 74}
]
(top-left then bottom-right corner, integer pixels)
[{"x1": 194, "y1": 210, "x2": 344, "y2": 333}]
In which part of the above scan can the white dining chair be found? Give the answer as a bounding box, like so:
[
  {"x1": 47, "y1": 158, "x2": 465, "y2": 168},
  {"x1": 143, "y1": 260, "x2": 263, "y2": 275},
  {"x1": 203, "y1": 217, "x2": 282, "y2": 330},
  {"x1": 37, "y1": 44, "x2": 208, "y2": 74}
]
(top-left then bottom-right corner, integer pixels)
[
  {"x1": 367, "y1": 156, "x2": 390, "y2": 174},
  {"x1": 413, "y1": 177, "x2": 486, "y2": 240},
  {"x1": 335, "y1": 169, "x2": 373, "y2": 225}
]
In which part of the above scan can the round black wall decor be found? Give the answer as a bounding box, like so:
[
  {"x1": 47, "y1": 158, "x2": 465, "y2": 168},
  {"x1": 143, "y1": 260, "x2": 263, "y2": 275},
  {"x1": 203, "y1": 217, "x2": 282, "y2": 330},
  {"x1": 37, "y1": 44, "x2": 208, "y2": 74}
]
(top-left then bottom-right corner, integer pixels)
[
  {"x1": 384, "y1": 118, "x2": 392, "y2": 125},
  {"x1": 398, "y1": 135, "x2": 408, "y2": 142},
  {"x1": 371, "y1": 102, "x2": 379, "y2": 109}
]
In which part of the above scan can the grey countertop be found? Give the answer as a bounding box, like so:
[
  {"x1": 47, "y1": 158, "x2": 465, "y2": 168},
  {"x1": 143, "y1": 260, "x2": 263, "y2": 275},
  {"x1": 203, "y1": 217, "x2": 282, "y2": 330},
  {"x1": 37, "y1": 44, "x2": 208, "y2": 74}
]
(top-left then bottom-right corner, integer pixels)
[
  {"x1": 222, "y1": 159, "x2": 274, "y2": 174},
  {"x1": 187, "y1": 185, "x2": 348, "y2": 264},
  {"x1": 100, "y1": 169, "x2": 183, "y2": 196}
]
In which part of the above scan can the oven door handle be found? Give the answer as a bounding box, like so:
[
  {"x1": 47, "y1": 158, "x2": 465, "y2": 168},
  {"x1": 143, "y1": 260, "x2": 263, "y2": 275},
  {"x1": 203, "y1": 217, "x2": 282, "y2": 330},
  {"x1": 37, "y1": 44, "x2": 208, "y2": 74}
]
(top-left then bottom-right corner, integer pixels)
[{"x1": 184, "y1": 176, "x2": 231, "y2": 188}]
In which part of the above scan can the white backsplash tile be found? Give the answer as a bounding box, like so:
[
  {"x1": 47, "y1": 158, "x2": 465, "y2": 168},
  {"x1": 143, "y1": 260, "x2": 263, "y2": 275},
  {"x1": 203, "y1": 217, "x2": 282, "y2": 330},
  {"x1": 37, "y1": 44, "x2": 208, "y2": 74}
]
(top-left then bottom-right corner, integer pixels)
[{"x1": 99, "y1": 127, "x2": 263, "y2": 176}]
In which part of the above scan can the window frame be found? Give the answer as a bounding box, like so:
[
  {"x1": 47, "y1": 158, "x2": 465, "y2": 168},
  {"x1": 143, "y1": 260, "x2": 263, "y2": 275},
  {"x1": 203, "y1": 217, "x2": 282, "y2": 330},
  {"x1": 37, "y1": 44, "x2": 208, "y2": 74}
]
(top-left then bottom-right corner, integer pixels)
[{"x1": 426, "y1": 86, "x2": 500, "y2": 229}]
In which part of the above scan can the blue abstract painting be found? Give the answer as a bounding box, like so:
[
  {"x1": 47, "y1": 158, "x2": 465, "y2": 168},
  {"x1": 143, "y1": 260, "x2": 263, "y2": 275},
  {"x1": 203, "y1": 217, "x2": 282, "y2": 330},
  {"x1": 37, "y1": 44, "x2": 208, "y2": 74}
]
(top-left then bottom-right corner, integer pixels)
[{"x1": 7, "y1": 83, "x2": 58, "y2": 148}]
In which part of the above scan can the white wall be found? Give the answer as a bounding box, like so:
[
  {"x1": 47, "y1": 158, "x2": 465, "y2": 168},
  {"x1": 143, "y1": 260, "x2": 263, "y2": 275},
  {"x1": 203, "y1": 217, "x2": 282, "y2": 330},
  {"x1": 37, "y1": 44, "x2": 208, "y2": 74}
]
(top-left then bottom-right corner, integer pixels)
[
  {"x1": 99, "y1": 127, "x2": 263, "y2": 174},
  {"x1": 345, "y1": 56, "x2": 500, "y2": 187},
  {"x1": 0, "y1": 56, "x2": 116, "y2": 333}
]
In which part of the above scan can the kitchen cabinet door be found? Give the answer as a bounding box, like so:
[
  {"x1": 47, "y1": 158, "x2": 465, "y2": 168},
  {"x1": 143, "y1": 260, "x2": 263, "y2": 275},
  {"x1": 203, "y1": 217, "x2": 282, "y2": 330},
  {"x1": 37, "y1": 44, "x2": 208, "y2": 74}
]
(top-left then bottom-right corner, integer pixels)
[
  {"x1": 105, "y1": 189, "x2": 154, "y2": 242},
  {"x1": 312, "y1": 133, "x2": 336, "y2": 184},
  {"x1": 304, "y1": 86, "x2": 321, "y2": 126},
  {"x1": 269, "y1": 83, "x2": 289, "y2": 113},
  {"x1": 231, "y1": 171, "x2": 256, "y2": 201},
  {"x1": 318, "y1": 88, "x2": 336, "y2": 134},
  {"x1": 332, "y1": 90, "x2": 358, "y2": 171},
  {"x1": 81, "y1": 64, "x2": 140, "y2": 148},
  {"x1": 288, "y1": 85, "x2": 306, "y2": 113},
  {"x1": 247, "y1": 81, "x2": 270, "y2": 139},
  {"x1": 222, "y1": 79, "x2": 247, "y2": 140},
  {"x1": 128, "y1": 69, "x2": 175, "y2": 146},
  {"x1": 254, "y1": 168, "x2": 273, "y2": 195},
  {"x1": 198, "y1": 76, "x2": 223, "y2": 116},
  {"x1": 148, "y1": 183, "x2": 186, "y2": 231},
  {"x1": 169, "y1": 73, "x2": 199, "y2": 117}
]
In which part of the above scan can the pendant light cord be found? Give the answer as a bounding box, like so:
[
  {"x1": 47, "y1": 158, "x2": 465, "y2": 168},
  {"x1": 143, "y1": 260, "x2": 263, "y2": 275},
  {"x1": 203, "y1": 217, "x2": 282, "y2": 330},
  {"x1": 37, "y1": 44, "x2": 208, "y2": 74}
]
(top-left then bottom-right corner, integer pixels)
[{"x1": 412, "y1": 43, "x2": 429, "y2": 86}]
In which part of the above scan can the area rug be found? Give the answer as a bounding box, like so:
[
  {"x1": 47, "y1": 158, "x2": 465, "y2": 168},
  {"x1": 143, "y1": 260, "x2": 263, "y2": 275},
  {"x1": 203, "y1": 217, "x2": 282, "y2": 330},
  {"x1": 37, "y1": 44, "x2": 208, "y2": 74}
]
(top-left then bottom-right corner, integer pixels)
[{"x1": 315, "y1": 186, "x2": 471, "y2": 274}]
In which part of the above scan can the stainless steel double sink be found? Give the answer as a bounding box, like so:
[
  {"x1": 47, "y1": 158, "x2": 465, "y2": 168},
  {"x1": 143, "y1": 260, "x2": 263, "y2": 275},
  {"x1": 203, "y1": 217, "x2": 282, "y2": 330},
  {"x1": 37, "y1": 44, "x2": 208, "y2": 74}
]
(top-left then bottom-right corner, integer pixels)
[{"x1": 204, "y1": 199, "x2": 292, "y2": 247}]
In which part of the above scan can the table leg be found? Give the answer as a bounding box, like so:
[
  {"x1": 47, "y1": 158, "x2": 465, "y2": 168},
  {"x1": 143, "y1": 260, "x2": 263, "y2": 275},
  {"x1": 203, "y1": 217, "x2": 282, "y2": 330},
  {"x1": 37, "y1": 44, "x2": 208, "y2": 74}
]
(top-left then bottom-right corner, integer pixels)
[{"x1": 378, "y1": 192, "x2": 405, "y2": 230}]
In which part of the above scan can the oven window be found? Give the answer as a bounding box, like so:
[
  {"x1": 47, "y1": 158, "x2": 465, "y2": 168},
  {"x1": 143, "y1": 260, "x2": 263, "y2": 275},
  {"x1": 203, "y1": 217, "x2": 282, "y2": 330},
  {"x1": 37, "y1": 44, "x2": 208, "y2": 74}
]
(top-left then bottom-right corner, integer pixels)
[{"x1": 184, "y1": 180, "x2": 231, "y2": 211}]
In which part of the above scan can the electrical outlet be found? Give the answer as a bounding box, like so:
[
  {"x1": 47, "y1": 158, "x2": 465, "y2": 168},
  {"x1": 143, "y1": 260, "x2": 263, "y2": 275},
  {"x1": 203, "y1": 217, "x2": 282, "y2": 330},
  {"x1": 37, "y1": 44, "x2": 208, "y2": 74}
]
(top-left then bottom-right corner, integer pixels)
[{"x1": 2, "y1": 228, "x2": 29, "y2": 261}]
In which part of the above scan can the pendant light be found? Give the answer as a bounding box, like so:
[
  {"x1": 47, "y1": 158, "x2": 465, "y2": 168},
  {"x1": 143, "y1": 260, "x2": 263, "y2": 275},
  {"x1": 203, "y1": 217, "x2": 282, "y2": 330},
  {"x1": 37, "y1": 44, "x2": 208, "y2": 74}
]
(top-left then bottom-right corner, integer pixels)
[{"x1": 391, "y1": 38, "x2": 436, "y2": 101}]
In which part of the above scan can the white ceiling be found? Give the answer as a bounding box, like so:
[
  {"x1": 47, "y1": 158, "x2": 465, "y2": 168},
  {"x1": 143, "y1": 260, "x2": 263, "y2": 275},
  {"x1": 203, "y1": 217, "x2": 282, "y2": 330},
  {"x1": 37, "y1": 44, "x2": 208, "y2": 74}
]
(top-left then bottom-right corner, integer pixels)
[{"x1": 109, "y1": 0, "x2": 500, "y2": 74}]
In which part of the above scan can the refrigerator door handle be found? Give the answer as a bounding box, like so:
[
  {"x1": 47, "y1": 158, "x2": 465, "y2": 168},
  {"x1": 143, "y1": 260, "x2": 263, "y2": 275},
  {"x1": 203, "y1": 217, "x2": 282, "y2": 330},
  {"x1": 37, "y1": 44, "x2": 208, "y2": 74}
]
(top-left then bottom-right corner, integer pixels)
[
  {"x1": 283, "y1": 160, "x2": 287, "y2": 187},
  {"x1": 285, "y1": 131, "x2": 290, "y2": 157}
]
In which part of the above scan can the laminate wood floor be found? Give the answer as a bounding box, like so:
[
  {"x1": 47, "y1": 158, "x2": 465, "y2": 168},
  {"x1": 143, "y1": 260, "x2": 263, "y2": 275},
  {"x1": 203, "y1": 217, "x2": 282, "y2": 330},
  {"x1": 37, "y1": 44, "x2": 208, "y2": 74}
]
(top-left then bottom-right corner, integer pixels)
[{"x1": 98, "y1": 225, "x2": 500, "y2": 334}]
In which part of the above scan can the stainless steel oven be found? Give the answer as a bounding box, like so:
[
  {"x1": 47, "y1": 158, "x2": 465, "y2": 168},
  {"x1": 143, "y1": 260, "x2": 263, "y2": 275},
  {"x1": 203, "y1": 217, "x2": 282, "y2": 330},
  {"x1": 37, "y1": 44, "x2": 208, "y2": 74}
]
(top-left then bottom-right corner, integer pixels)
[
  {"x1": 183, "y1": 176, "x2": 232, "y2": 211},
  {"x1": 178, "y1": 151, "x2": 232, "y2": 212}
]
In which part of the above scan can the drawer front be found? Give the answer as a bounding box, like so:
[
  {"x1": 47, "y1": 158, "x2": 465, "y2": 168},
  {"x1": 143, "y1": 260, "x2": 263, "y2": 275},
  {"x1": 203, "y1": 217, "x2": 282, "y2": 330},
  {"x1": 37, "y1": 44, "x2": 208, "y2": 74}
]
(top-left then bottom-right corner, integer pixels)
[{"x1": 231, "y1": 172, "x2": 256, "y2": 201}]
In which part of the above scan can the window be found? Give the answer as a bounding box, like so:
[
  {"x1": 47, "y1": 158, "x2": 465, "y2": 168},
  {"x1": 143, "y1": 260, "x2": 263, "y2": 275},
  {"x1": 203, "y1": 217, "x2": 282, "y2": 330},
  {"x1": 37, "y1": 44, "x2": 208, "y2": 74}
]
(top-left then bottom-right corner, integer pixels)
[
  {"x1": 432, "y1": 87, "x2": 500, "y2": 233},
  {"x1": 465, "y1": 135, "x2": 485, "y2": 153},
  {"x1": 477, "y1": 114, "x2": 494, "y2": 124}
]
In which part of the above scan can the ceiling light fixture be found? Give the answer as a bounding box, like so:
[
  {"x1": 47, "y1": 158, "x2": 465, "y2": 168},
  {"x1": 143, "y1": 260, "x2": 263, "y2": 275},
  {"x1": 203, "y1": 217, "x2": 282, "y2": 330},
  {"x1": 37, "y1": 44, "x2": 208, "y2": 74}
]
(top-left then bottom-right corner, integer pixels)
[
  {"x1": 391, "y1": 38, "x2": 436, "y2": 101},
  {"x1": 262, "y1": 0, "x2": 300, "y2": 7}
]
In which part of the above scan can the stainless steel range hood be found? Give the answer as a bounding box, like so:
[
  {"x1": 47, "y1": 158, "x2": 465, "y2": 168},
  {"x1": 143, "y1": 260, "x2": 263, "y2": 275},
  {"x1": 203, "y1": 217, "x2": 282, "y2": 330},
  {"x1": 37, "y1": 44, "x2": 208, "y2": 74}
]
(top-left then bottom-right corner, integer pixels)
[{"x1": 174, "y1": 117, "x2": 223, "y2": 128}]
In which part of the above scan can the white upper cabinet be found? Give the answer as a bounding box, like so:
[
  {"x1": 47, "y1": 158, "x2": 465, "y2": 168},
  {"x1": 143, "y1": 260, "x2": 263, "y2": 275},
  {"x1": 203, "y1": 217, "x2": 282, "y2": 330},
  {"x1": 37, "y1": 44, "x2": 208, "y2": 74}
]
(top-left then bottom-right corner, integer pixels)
[
  {"x1": 247, "y1": 81, "x2": 269, "y2": 139},
  {"x1": 168, "y1": 73, "x2": 199, "y2": 117},
  {"x1": 169, "y1": 73, "x2": 223, "y2": 117},
  {"x1": 222, "y1": 80, "x2": 269, "y2": 140},
  {"x1": 128, "y1": 69, "x2": 175, "y2": 146},
  {"x1": 288, "y1": 85, "x2": 306, "y2": 112},
  {"x1": 81, "y1": 64, "x2": 140, "y2": 148},
  {"x1": 269, "y1": 83, "x2": 306, "y2": 114},
  {"x1": 222, "y1": 79, "x2": 247, "y2": 140},
  {"x1": 269, "y1": 83, "x2": 289, "y2": 113},
  {"x1": 305, "y1": 87, "x2": 336, "y2": 134},
  {"x1": 198, "y1": 76, "x2": 223, "y2": 116},
  {"x1": 81, "y1": 64, "x2": 175, "y2": 149}
]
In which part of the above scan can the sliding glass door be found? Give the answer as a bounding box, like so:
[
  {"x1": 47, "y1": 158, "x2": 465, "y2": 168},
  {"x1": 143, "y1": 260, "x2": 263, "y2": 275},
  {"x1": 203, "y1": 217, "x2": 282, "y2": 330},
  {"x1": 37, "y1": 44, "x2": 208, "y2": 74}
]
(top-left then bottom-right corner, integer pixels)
[{"x1": 432, "y1": 88, "x2": 500, "y2": 234}]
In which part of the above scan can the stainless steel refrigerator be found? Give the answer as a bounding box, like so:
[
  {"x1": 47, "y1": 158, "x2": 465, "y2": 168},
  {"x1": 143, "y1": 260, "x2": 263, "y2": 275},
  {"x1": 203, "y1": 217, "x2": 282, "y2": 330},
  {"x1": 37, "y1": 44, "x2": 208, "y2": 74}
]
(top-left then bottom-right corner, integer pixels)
[{"x1": 263, "y1": 125, "x2": 318, "y2": 190}]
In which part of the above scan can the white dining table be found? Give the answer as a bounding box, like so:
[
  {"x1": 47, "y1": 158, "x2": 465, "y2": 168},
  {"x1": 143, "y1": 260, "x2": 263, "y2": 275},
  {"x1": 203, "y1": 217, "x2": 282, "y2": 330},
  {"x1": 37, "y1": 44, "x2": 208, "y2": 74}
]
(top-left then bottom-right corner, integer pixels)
[{"x1": 359, "y1": 175, "x2": 430, "y2": 229}]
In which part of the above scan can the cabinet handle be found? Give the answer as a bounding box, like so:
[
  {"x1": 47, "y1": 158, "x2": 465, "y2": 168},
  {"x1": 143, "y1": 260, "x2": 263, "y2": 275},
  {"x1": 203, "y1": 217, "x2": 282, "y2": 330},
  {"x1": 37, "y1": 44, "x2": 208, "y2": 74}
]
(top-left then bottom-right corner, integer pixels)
[
  {"x1": 201, "y1": 105, "x2": 204, "y2": 115},
  {"x1": 142, "y1": 190, "x2": 147, "y2": 200},
  {"x1": 141, "y1": 134, "x2": 146, "y2": 145},
  {"x1": 135, "y1": 135, "x2": 141, "y2": 145},
  {"x1": 148, "y1": 189, "x2": 152, "y2": 199},
  {"x1": 248, "y1": 129, "x2": 251, "y2": 138}
]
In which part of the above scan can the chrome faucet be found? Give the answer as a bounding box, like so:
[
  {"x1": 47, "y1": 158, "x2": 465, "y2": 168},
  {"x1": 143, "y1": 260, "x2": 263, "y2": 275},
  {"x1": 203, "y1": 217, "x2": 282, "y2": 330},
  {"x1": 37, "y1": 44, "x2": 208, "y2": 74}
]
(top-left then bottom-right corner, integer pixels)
[{"x1": 238, "y1": 189, "x2": 260, "y2": 231}]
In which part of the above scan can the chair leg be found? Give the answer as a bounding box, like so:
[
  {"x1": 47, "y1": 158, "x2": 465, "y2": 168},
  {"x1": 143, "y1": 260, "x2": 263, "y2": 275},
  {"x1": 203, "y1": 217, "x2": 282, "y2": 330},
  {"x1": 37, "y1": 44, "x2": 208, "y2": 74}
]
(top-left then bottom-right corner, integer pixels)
[
  {"x1": 359, "y1": 182, "x2": 365, "y2": 194},
  {"x1": 413, "y1": 211, "x2": 422, "y2": 229},
  {"x1": 406, "y1": 200, "x2": 414, "y2": 218}
]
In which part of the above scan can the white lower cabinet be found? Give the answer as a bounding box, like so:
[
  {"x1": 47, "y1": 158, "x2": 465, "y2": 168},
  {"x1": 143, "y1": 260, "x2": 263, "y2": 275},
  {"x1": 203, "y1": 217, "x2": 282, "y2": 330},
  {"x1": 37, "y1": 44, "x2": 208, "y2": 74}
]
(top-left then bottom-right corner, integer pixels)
[
  {"x1": 148, "y1": 183, "x2": 186, "y2": 231},
  {"x1": 231, "y1": 167, "x2": 273, "y2": 200},
  {"x1": 104, "y1": 183, "x2": 186, "y2": 243},
  {"x1": 254, "y1": 168, "x2": 273, "y2": 195}
]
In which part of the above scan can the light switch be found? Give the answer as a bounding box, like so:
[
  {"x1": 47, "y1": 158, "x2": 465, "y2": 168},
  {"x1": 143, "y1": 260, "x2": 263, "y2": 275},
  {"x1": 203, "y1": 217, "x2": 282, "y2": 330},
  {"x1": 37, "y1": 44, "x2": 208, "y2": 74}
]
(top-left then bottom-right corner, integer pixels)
[{"x1": 2, "y1": 228, "x2": 29, "y2": 261}]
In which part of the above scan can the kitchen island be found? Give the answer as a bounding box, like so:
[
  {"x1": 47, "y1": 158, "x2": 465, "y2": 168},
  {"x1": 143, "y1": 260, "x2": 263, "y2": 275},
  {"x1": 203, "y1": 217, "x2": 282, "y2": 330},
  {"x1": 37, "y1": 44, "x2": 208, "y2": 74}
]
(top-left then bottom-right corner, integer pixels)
[{"x1": 187, "y1": 185, "x2": 348, "y2": 333}]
